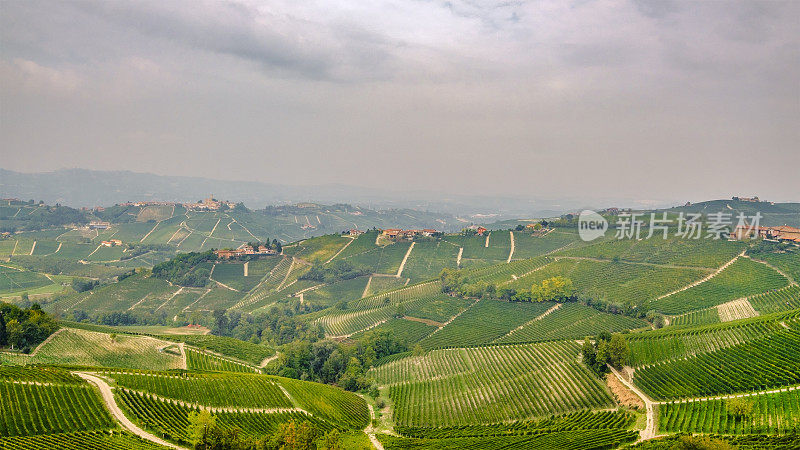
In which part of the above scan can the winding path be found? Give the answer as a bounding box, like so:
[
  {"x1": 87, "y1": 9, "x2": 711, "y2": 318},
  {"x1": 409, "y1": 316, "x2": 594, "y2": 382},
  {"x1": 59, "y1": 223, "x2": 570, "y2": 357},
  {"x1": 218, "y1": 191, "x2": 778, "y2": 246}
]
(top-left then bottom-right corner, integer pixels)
[
  {"x1": 74, "y1": 372, "x2": 184, "y2": 449},
  {"x1": 608, "y1": 366, "x2": 657, "y2": 441},
  {"x1": 363, "y1": 400, "x2": 385, "y2": 450},
  {"x1": 654, "y1": 251, "x2": 744, "y2": 301}
]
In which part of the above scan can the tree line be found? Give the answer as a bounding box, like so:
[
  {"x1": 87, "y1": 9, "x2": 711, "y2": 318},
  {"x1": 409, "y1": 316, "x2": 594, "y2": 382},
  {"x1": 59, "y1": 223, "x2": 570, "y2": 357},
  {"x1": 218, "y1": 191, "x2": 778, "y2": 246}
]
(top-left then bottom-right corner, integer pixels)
[{"x1": 0, "y1": 302, "x2": 59, "y2": 352}]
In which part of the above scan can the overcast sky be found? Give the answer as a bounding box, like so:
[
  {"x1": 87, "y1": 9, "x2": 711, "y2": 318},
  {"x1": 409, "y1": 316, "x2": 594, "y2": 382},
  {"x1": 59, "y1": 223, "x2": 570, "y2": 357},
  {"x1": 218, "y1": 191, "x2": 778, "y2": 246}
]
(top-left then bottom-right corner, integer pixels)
[{"x1": 1, "y1": 0, "x2": 799, "y2": 204}]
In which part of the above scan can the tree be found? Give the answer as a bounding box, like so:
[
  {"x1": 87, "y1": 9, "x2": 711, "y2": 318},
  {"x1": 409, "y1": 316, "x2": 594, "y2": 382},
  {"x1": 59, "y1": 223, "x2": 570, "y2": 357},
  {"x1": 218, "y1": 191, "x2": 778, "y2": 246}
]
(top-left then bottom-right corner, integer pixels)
[
  {"x1": 188, "y1": 409, "x2": 217, "y2": 446},
  {"x1": 413, "y1": 344, "x2": 425, "y2": 357},
  {"x1": 581, "y1": 339, "x2": 596, "y2": 368},
  {"x1": 605, "y1": 334, "x2": 629, "y2": 369},
  {"x1": 727, "y1": 398, "x2": 753, "y2": 418},
  {"x1": 6, "y1": 319, "x2": 23, "y2": 350},
  {"x1": 317, "y1": 429, "x2": 341, "y2": 450}
]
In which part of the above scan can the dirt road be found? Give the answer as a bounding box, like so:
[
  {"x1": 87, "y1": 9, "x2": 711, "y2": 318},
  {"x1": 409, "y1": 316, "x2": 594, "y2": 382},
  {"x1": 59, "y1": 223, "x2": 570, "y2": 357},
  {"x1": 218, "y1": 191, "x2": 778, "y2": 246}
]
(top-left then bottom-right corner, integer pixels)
[{"x1": 74, "y1": 372, "x2": 184, "y2": 449}]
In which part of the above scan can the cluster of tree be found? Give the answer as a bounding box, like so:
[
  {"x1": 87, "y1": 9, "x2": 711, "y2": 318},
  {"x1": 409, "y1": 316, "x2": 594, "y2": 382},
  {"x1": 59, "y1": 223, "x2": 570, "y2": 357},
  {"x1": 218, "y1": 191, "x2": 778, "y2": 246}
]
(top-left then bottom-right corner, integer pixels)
[
  {"x1": 71, "y1": 278, "x2": 99, "y2": 293},
  {"x1": 206, "y1": 304, "x2": 324, "y2": 346},
  {"x1": 581, "y1": 332, "x2": 630, "y2": 375},
  {"x1": 0, "y1": 302, "x2": 59, "y2": 352},
  {"x1": 269, "y1": 329, "x2": 407, "y2": 391},
  {"x1": 151, "y1": 251, "x2": 215, "y2": 287},
  {"x1": 439, "y1": 268, "x2": 497, "y2": 299},
  {"x1": 513, "y1": 220, "x2": 547, "y2": 231},
  {"x1": 0, "y1": 204, "x2": 88, "y2": 233},
  {"x1": 71, "y1": 309, "x2": 171, "y2": 327},
  {"x1": 188, "y1": 411, "x2": 341, "y2": 450},
  {"x1": 441, "y1": 269, "x2": 576, "y2": 304},
  {"x1": 300, "y1": 260, "x2": 370, "y2": 284},
  {"x1": 646, "y1": 310, "x2": 666, "y2": 329},
  {"x1": 498, "y1": 276, "x2": 576, "y2": 303}
]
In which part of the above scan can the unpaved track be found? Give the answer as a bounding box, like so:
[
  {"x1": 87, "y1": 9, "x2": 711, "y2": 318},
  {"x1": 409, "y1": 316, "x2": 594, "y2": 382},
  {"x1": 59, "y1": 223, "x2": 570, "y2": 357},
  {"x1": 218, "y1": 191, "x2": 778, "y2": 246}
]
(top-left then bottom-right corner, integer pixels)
[
  {"x1": 363, "y1": 400, "x2": 385, "y2": 450},
  {"x1": 396, "y1": 242, "x2": 415, "y2": 277},
  {"x1": 325, "y1": 236, "x2": 355, "y2": 264},
  {"x1": 609, "y1": 366, "x2": 657, "y2": 441},
  {"x1": 507, "y1": 231, "x2": 515, "y2": 263},
  {"x1": 654, "y1": 251, "x2": 745, "y2": 301},
  {"x1": 74, "y1": 372, "x2": 184, "y2": 449},
  {"x1": 456, "y1": 247, "x2": 463, "y2": 268}
]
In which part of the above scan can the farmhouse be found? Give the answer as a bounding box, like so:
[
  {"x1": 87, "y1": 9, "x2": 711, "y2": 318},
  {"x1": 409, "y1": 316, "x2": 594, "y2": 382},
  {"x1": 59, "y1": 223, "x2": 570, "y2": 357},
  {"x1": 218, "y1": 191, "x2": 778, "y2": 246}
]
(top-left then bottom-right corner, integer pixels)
[
  {"x1": 382, "y1": 229, "x2": 402, "y2": 238},
  {"x1": 100, "y1": 239, "x2": 123, "y2": 247},
  {"x1": 214, "y1": 245, "x2": 277, "y2": 259},
  {"x1": 348, "y1": 229, "x2": 365, "y2": 236},
  {"x1": 465, "y1": 225, "x2": 489, "y2": 236},
  {"x1": 730, "y1": 224, "x2": 800, "y2": 243},
  {"x1": 88, "y1": 221, "x2": 111, "y2": 230}
]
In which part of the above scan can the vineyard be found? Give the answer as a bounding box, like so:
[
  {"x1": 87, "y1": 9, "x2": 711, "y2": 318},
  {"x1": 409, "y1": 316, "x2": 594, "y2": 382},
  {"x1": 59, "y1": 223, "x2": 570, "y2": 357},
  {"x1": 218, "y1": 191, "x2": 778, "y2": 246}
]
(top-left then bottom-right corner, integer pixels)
[
  {"x1": 0, "y1": 366, "x2": 81, "y2": 385},
  {"x1": 395, "y1": 409, "x2": 634, "y2": 438},
  {"x1": 159, "y1": 334, "x2": 274, "y2": 365},
  {"x1": 627, "y1": 313, "x2": 790, "y2": 367},
  {"x1": 0, "y1": 265, "x2": 53, "y2": 294},
  {"x1": 107, "y1": 371, "x2": 293, "y2": 408},
  {"x1": 278, "y1": 377, "x2": 370, "y2": 430},
  {"x1": 670, "y1": 308, "x2": 721, "y2": 327},
  {"x1": 418, "y1": 299, "x2": 555, "y2": 349},
  {"x1": 378, "y1": 428, "x2": 638, "y2": 450},
  {"x1": 283, "y1": 234, "x2": 352, "y2": 263},
  {"x1": 647, "y1": 257, "x2": 790, "y2": 315},
  {"x1": 659, "y1": 388, "x2": 800, "y2": 434},
  {"x1": 633, "y1": 328, "x2": 800, "y2": 400},
  {"x1": 231, "y1": 256, "x2": 294, "y2": 310},
  {"x1": 302, "y1": 276, "x2": 370, "y2": 309},
  {"x1": 749, "y1": 285, "x2": 800, "y2": 314},
  {"x1": 507, "y1": 258, "x2": 708, "y2": 308},
  {"x1": 372, "y1": 341, "x2": 614, "y2": 426},
  {"x1": 0, "y1": 430, "x2": 168, "y2": 450},
  {"x1": 494, "y1": 302, "x2": 648, "y2": 344},
  {"x1": 115, "y1": 389, "x2": 332, "y2": 443},
  {"x1": 315, "y1": 281, "x2": 442, "y2": 336},
  {"x1": 757, "y1": 250, "x2": 800, "y2": 284},
  {"x1": 185, "y1": 347, "x2": 258, "y2": 373},
  {"x1": 0, "y1": 381, "x2": 114, "y2": 436},
  {"x1": 350, "y1": 318, "x2": 437, "y2": 343},
  {"x1": 401, "y1": 239, "x2": 460, "y2": 282},
  {"x1": 555, "y1": 236, "x2": 745, "y2": 268},
  {"x1": 0, "y1": 328, "x2": 184, "y2": 371},
  {"x1": 209, "y1": 258, "x2": 281, "y2": 292},
  {"x1": 510, "y1": 230, "x2": 579, "y2": 260}
]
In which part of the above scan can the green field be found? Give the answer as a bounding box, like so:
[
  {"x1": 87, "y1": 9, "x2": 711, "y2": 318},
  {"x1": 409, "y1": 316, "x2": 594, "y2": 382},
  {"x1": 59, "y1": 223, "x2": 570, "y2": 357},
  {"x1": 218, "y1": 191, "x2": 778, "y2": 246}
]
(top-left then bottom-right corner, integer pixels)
[
  {"x1": 108, "y1": 371, "x2": 293, "y2": 408},
  {"x1": 417, "y1": 299, "x2": 558, "y2": 349},
  {"x1": 646, "y1": 258, "x2": 790, "y2": 314},
  {"x1": 494, "y1": 302, "x2": 648, "y2": 344},
  {"x1": 633, "y1": 327, "x2": 800, "y2": 400},
  {"x1": 373, "y1": 341, "x2": 614, "y2": 426},
  {"x1": 0, "y1": 380, "x2": 115, "y2": 436},
  {"x1": 0, "y1": 328, "x2": 184, "y2": 371},
  {"x1": 659, "y1": 388, "x2": 800, "y2": 434}
]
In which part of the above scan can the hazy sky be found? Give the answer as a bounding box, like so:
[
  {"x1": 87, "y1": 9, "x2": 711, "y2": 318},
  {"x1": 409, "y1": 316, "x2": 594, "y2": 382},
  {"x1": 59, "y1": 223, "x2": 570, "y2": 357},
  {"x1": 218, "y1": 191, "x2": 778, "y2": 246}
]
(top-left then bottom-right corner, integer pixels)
[{"x1": 2, "y1": 0, "x2": 799, "y2": 204}]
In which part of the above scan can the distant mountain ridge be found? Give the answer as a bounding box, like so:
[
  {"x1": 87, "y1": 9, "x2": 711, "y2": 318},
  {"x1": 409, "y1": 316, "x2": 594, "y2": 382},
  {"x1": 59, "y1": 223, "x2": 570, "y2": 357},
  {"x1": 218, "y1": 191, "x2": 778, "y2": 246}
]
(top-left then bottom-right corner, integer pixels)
[{"x1": 0, "y1": 168, "x2": 585, "y2": 218}]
